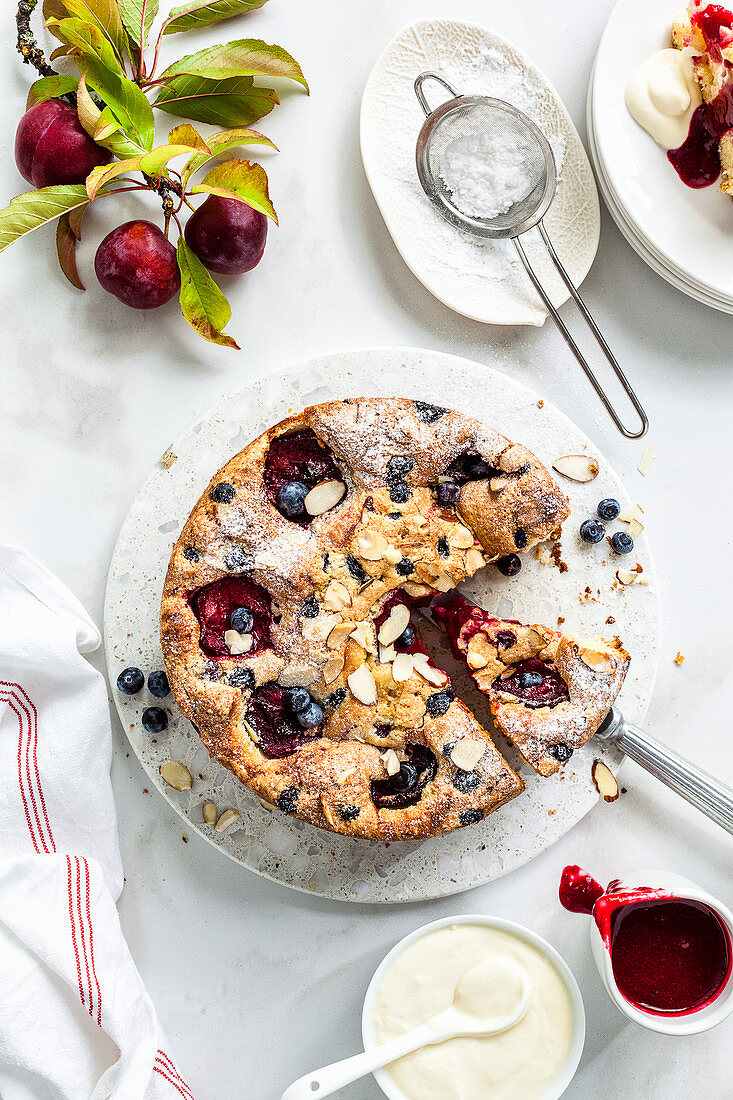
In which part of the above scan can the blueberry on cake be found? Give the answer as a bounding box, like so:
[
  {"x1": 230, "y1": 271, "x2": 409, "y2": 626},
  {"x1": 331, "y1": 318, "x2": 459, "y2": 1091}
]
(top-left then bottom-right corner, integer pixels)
[{"x1": 160, "y1": 397, "x2": 625, "y2": 840}]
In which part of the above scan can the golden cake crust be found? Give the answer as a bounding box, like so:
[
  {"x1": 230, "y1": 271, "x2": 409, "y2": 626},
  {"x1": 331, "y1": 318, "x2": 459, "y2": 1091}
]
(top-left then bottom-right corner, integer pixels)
[{"x1": 161, "y1": 397, "x2": 572, "y2": 840}]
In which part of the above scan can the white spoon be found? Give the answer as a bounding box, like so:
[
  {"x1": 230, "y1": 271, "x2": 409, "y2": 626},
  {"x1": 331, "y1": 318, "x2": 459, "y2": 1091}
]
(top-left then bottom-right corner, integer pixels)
[{"x1": 280, "y1": 955, "x2": 532, "y2": 1099}]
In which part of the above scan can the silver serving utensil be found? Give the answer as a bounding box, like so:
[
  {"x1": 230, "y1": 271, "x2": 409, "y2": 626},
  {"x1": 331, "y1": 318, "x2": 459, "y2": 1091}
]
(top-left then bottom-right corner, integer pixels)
[{"x1": 413, "y1": 71, "x2": 648, "y2": 439}]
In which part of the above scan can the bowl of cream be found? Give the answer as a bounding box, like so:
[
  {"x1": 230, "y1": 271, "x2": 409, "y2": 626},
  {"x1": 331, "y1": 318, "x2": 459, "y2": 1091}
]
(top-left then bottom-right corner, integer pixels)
[{"x1": 362, "y1": 914, "x2": 585, "y2": 1100}]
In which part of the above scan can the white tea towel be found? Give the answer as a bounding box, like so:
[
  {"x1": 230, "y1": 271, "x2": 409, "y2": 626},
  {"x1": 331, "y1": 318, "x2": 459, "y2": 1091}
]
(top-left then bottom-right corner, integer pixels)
[{"x1": 0, "y1": 546, "x2": 194, "y2": 1100}]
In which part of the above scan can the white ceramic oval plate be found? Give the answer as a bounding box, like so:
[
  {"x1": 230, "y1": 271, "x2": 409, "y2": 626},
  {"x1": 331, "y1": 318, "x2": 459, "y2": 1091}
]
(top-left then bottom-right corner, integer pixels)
[
  {"x1": 593, "y1": 0, "x2": 733, "y2": 302},
  {"x1": 360, "y1": 19, "x2": 600, "y2": 327},
  {"x1": 361, "y1": 914, "x2": 585, "y2": 1100},
  {"x1": 104, "y1": 347, "x2": 659, "y2": 904}
]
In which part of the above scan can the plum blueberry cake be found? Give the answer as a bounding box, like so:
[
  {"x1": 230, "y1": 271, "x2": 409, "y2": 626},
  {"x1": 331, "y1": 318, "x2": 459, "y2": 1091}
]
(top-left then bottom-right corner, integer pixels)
[
  {"x1": 160, "y1": 397, "x2": 627, "y2": 841},
  {"x1": 433, "y1": 592, "x2": 629, "y2": 778}
]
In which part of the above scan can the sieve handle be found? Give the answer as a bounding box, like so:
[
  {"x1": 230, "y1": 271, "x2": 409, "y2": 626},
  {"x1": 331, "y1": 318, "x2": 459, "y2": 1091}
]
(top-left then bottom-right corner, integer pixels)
[
  {"x1": 513, "y1": 225, "x2": 648, "y2": 439},
  {"x1": 414, "y1": 71, "x2": 462, "y2": 117}
]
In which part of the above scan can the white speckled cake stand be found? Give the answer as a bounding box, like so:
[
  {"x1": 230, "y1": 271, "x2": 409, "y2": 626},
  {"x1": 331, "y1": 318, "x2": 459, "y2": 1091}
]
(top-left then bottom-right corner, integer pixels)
[{"x1": 103, "y1": 348, "x2": 658, "y2": 903}]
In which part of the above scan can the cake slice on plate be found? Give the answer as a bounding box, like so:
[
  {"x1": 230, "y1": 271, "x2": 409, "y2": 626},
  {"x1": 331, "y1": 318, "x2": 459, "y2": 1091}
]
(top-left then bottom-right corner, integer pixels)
[{"x1": 433, "y1": 592, "x2": 629, "y2": 777}]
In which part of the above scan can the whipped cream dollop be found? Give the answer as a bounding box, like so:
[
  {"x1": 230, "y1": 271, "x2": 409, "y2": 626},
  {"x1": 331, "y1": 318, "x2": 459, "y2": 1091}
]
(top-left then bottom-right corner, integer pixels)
[
  {"x1": 371, "y1": 923, "x2": 573, "y2": 1100},
  {"x1": 625, "y1": 48, "x2": 702, "y2": 149}
]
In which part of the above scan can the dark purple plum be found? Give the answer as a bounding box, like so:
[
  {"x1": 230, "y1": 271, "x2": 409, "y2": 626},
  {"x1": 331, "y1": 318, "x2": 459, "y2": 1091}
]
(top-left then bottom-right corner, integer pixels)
[
  {"x1": 95, "y1": 221, "x2": 180, "y2": 310},
  {"x1": 185, "y1": 195, "x2": 268, "y2": 275},
  {"x1": 15, "y1": 99, "x2": 111, "y2": 188}
]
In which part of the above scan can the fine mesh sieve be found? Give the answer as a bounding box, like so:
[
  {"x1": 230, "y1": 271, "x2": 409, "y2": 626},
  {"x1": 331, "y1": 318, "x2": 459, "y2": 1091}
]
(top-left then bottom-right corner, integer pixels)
[{"x1": 414, "y1": 72, "x2": 648, "y2": 439}]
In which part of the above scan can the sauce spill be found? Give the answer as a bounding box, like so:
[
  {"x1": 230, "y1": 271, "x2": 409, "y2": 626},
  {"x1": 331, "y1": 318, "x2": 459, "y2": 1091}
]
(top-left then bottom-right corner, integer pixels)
[{"x1": 559, "y1": 866, "x2": 732, "y2": 1016}]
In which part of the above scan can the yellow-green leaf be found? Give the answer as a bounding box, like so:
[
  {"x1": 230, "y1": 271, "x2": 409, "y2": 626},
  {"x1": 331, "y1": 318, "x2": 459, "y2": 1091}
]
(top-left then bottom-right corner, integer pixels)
[
  {"x1": 177, "y1": 238, "x2": 239, "y2": 349},
  {"x1": 76, "y1": 72, "x2": 102, "y2": 135},
  {"x1": 26, "y1": 75, "x2": 79, "y2": 109},
  {"x1": 169, "y1": 123, "x2": 210, "y2": 152},
  {"x1": 60, "y1": 0, "x2": 128, "y2": 65},
  {"x1": 86, "y1": 156, "x2": 143, "y2": 200},
  {"x1": 153, "y1": 73, "x2": 277, "y2": 127},
  {"x1": 181, "y1": 125, "x2": 275, "y2": 186},
  {"x1": 159, "y1": 38, "x2": 308, "y2": 90},
  {"x1": 139, "y1": 144, "x2": 201, "y2": 174},
  {"x1": 191, "y1": 158, "x2": 277, "y2": 222},
  {"x1": 164, "y1": 0, "x2": 268, "y2": 35},
  {"x1": 46, "y1": 17, "x2": 124, "y2": 75},
  {"x1": 0, "y1": 185, "x2": 90, "y2": 254}
]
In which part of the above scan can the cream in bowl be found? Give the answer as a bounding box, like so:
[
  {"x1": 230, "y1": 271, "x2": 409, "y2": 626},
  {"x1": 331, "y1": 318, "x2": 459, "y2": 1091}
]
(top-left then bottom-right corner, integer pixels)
[{"x1": 362, "y1": 915, "x2": 585, "y2": 1100}]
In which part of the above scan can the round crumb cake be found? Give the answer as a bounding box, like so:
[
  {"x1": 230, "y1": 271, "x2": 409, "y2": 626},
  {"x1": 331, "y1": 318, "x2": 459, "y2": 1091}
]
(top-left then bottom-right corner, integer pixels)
[{"x1": 160, "y1": 396, "x2": 627, "y2": 841}]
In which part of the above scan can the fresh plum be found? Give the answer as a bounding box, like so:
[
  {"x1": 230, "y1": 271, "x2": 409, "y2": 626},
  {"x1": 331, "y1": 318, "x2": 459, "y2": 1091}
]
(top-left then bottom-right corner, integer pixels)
[
  {"x1": 95, "y1": 221, "x2": 181, "y2": 310},
  {"x1": 15, "y1": 99, "x2": 111, "y2": 189},
  {"x1": 184, "y1": 195, "x2": 267, "y2": 275}
]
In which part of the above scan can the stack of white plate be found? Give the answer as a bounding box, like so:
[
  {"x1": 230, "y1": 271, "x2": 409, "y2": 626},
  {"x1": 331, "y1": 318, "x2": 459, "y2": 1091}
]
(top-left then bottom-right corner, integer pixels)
[{"x1": 588, "y1": 0, "x2": 733, "y2": 313}]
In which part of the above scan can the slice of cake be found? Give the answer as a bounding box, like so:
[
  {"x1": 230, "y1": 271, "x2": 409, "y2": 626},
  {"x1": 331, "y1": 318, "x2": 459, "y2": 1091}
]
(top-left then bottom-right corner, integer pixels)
[{"x1": 433, "y1": 592, "x2": 629, "y2": 777}]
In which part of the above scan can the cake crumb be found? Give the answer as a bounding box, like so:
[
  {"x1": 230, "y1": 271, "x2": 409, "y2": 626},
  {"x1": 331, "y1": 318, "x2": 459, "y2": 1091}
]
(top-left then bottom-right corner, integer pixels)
[
  {"x1": 550, "y1": 542, "x2": 568, "y2": 573},
  {"x1": 606, "y1": 615, "x2": 616, "y2": 624},
  {"x1": 182, "y1": 834, "x2": 188, "y2": 843},
  {"x1": 537, "y1": 399, "x2": 544, "y2": 408},
  {"x1": 674, "y1": 652, "x2": 685, "y2": 665},
  {"x1": 557, "y1": 615, "x2": 565, "y2": 625}
]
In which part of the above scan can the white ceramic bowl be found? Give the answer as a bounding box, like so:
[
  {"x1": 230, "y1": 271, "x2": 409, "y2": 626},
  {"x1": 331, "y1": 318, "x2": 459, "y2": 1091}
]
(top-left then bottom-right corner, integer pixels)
[
  {"x1": 590, "y1": 869, "x2": 733, "y2": 1035},
  {"x1": 361, "y1": 914, "x2": 586, "y2": 1100}
]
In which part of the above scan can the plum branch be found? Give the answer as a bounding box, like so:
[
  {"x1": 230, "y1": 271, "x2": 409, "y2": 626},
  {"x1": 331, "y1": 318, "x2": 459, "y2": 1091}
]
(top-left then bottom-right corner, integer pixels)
[{"x1": 16, "y1": 0, "x2": 57, "y2": 77}]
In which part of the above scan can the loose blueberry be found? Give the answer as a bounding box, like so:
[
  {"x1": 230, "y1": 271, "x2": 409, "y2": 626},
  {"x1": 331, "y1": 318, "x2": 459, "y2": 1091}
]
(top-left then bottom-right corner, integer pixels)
[
  {"x1": 142, "y1": 706, "x2": 168, "y2": 734},
  {"x1": 277, "y1": 480, "x2": 309, "y2": 519},
  {"x1": 496, "y1": 553, "x2": 522, "y2": 577},
  {"x1": 288, "y1": 687, "x2": 311, "y2": 714},
  {"x1": 459, "y1": 808, "x2": 484, "y2": 825},
  {"x1": 387, "y1": 455, "x2": 414, "y2": 478},
  {"x1": 389, "y1": 481, "x2": 410, "y2": 504},
  {"x1": 183, "y1": 545, "x2": 200, "y2": 562},
  {"x1": 580, "y1": 519, "x2": 605, "y2": 544},
  {"x1": 597, "y1": 498, "x2": 620, "y2": 521},
  {"x1": 223, "y1": 546, "x2": 251, "y2": 572},
  {"x1": 396, "y1": 625, "x2": 415, "y2": 648},
  {"x1": 210, "y1": 481, "x2": 235, "y2": 504},
  {"x1": 513, "y1": 527, "x2": 528, "y2": 549},
  {"x1": 395, "y1": 557, "x2": 414, "y2": 576},
  {"x1": 426, "y1": 689, "x2": 454, "y2": 717},
  {"x1": 452, "y1": 770, "x2": 481, "y2": 793},
  {"x1": 436, "y1": 481, "x2": 460, "y2": 505},
  {"x1": 229, "y1": 667, "x2": 255, "y2": 689},
  {"x1": 117, "y1": 667, "x2": 144, "y2": 695},
  {"x1": 147, "y1": 670, "x2": 170, "y2": 698},
  {"x1": 338, "y1": 804, "x2": 361, "y2": 821},
  {"x1": 414, "y1": 400, "x2": 447, "y2": 424},
  {"x1": 548, "y1": 742, "x2": 573, "y2": 763},
  {"x1": 437, "y1": 536, "x2": 450, "y2": 558},
  {"x1": 346, "y1": 554, "x2": 369, "y2": 583},
  {"x1": 300, "y1": 595, "x2": 319, "y2": 618},
  {"x1": 520, "y1": 670, "x2": 543, "y2": 690},
  {"x1": 297, "y1": 701, "x2": 324, "y2": 729},
  {"x1": 611, "y1": 531, "x2": 634, "y2": 555},
  {"x1": 277, "y1": 786, "x2": 299, "y2": 814},
  {"x1": 230, "y1": 606, "x2": 254, "y2": 633}
]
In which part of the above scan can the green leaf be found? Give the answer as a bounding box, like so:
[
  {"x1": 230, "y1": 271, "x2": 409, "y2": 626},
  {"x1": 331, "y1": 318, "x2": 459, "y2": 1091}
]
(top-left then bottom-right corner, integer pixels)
[
  {"x1": 87, "y1": 71, "x2": 155, "y2": 152},
  {"x1": 159, "y1": 38, "x2": 308, "y2": 90},
  {"x1": 177, "y1": 239, "x2": 239, "y2": 349},
  {"x1": 153, "y1": 73, "x2": 277, "y2": 126},
  {"x1": 0, "y1": 186, "x2": 90, "y2": 255},
  {"x1": 46, "y1": 17, "x2": 124, "y2": 75},
  {"x1": 76, "y1": 72, "x2": 149, "y2": 157},
  {"x1": 164, "y1": 0, "x2": 268, "y2": 35},
  {"x1": 85, "y1": 156, "x2": 143, "y2": 199},
  {"x1": 191, "y1": 158, "x2": 277, "y2": 222},
  {"x1": 43, "y1": 0, "x2": 70, "y2": 20},
  {"x1": 60, "y1": 0, "x2": 128, "y2": 65},
  {"x1": 181, "y1": 125, "x2": 276, "y2": 186},
  {"x1": 118, "y1": 0, "x2": 158, "y2": 47},
  {"x1": 26, "y1": 75, "x2": 79, "y2": 109},
  {"x1": 56, "y1": 211, "x2": 86, "y2": 289}
]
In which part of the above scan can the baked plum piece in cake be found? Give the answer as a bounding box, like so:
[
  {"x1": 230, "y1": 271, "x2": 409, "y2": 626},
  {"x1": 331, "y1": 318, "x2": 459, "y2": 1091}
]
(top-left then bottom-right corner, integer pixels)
[
  {"x1": 160, "y1": 397, "x2": 570, "y2": 840},
  {"x1": 433, "y1": 592, "x2": 629, "y2": 777}
]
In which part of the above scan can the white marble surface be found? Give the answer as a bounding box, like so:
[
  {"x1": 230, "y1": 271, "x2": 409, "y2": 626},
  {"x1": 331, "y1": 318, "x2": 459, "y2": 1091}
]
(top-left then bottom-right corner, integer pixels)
[{"x1": 1, "y1": 0, "x2": 731, "y2": 1097}]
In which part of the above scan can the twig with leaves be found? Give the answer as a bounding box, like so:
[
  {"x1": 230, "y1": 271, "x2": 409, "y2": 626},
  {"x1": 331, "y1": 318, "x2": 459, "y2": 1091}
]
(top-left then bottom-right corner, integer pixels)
[{"x1": 1, "y1": 0, "x2": 308, "y2": 347}]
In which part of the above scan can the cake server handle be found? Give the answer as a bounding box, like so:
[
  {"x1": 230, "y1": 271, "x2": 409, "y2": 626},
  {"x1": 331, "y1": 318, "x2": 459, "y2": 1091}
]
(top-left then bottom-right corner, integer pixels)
[{"x1": 596, "y1": 707, "x2": 733, "y2": 836}]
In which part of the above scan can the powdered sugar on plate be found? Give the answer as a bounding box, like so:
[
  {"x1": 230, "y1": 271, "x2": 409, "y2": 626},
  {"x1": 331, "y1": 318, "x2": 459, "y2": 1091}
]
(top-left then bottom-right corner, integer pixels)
[{"x1": 361, "y1": 20, "x2": 599, "y2": 326}]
